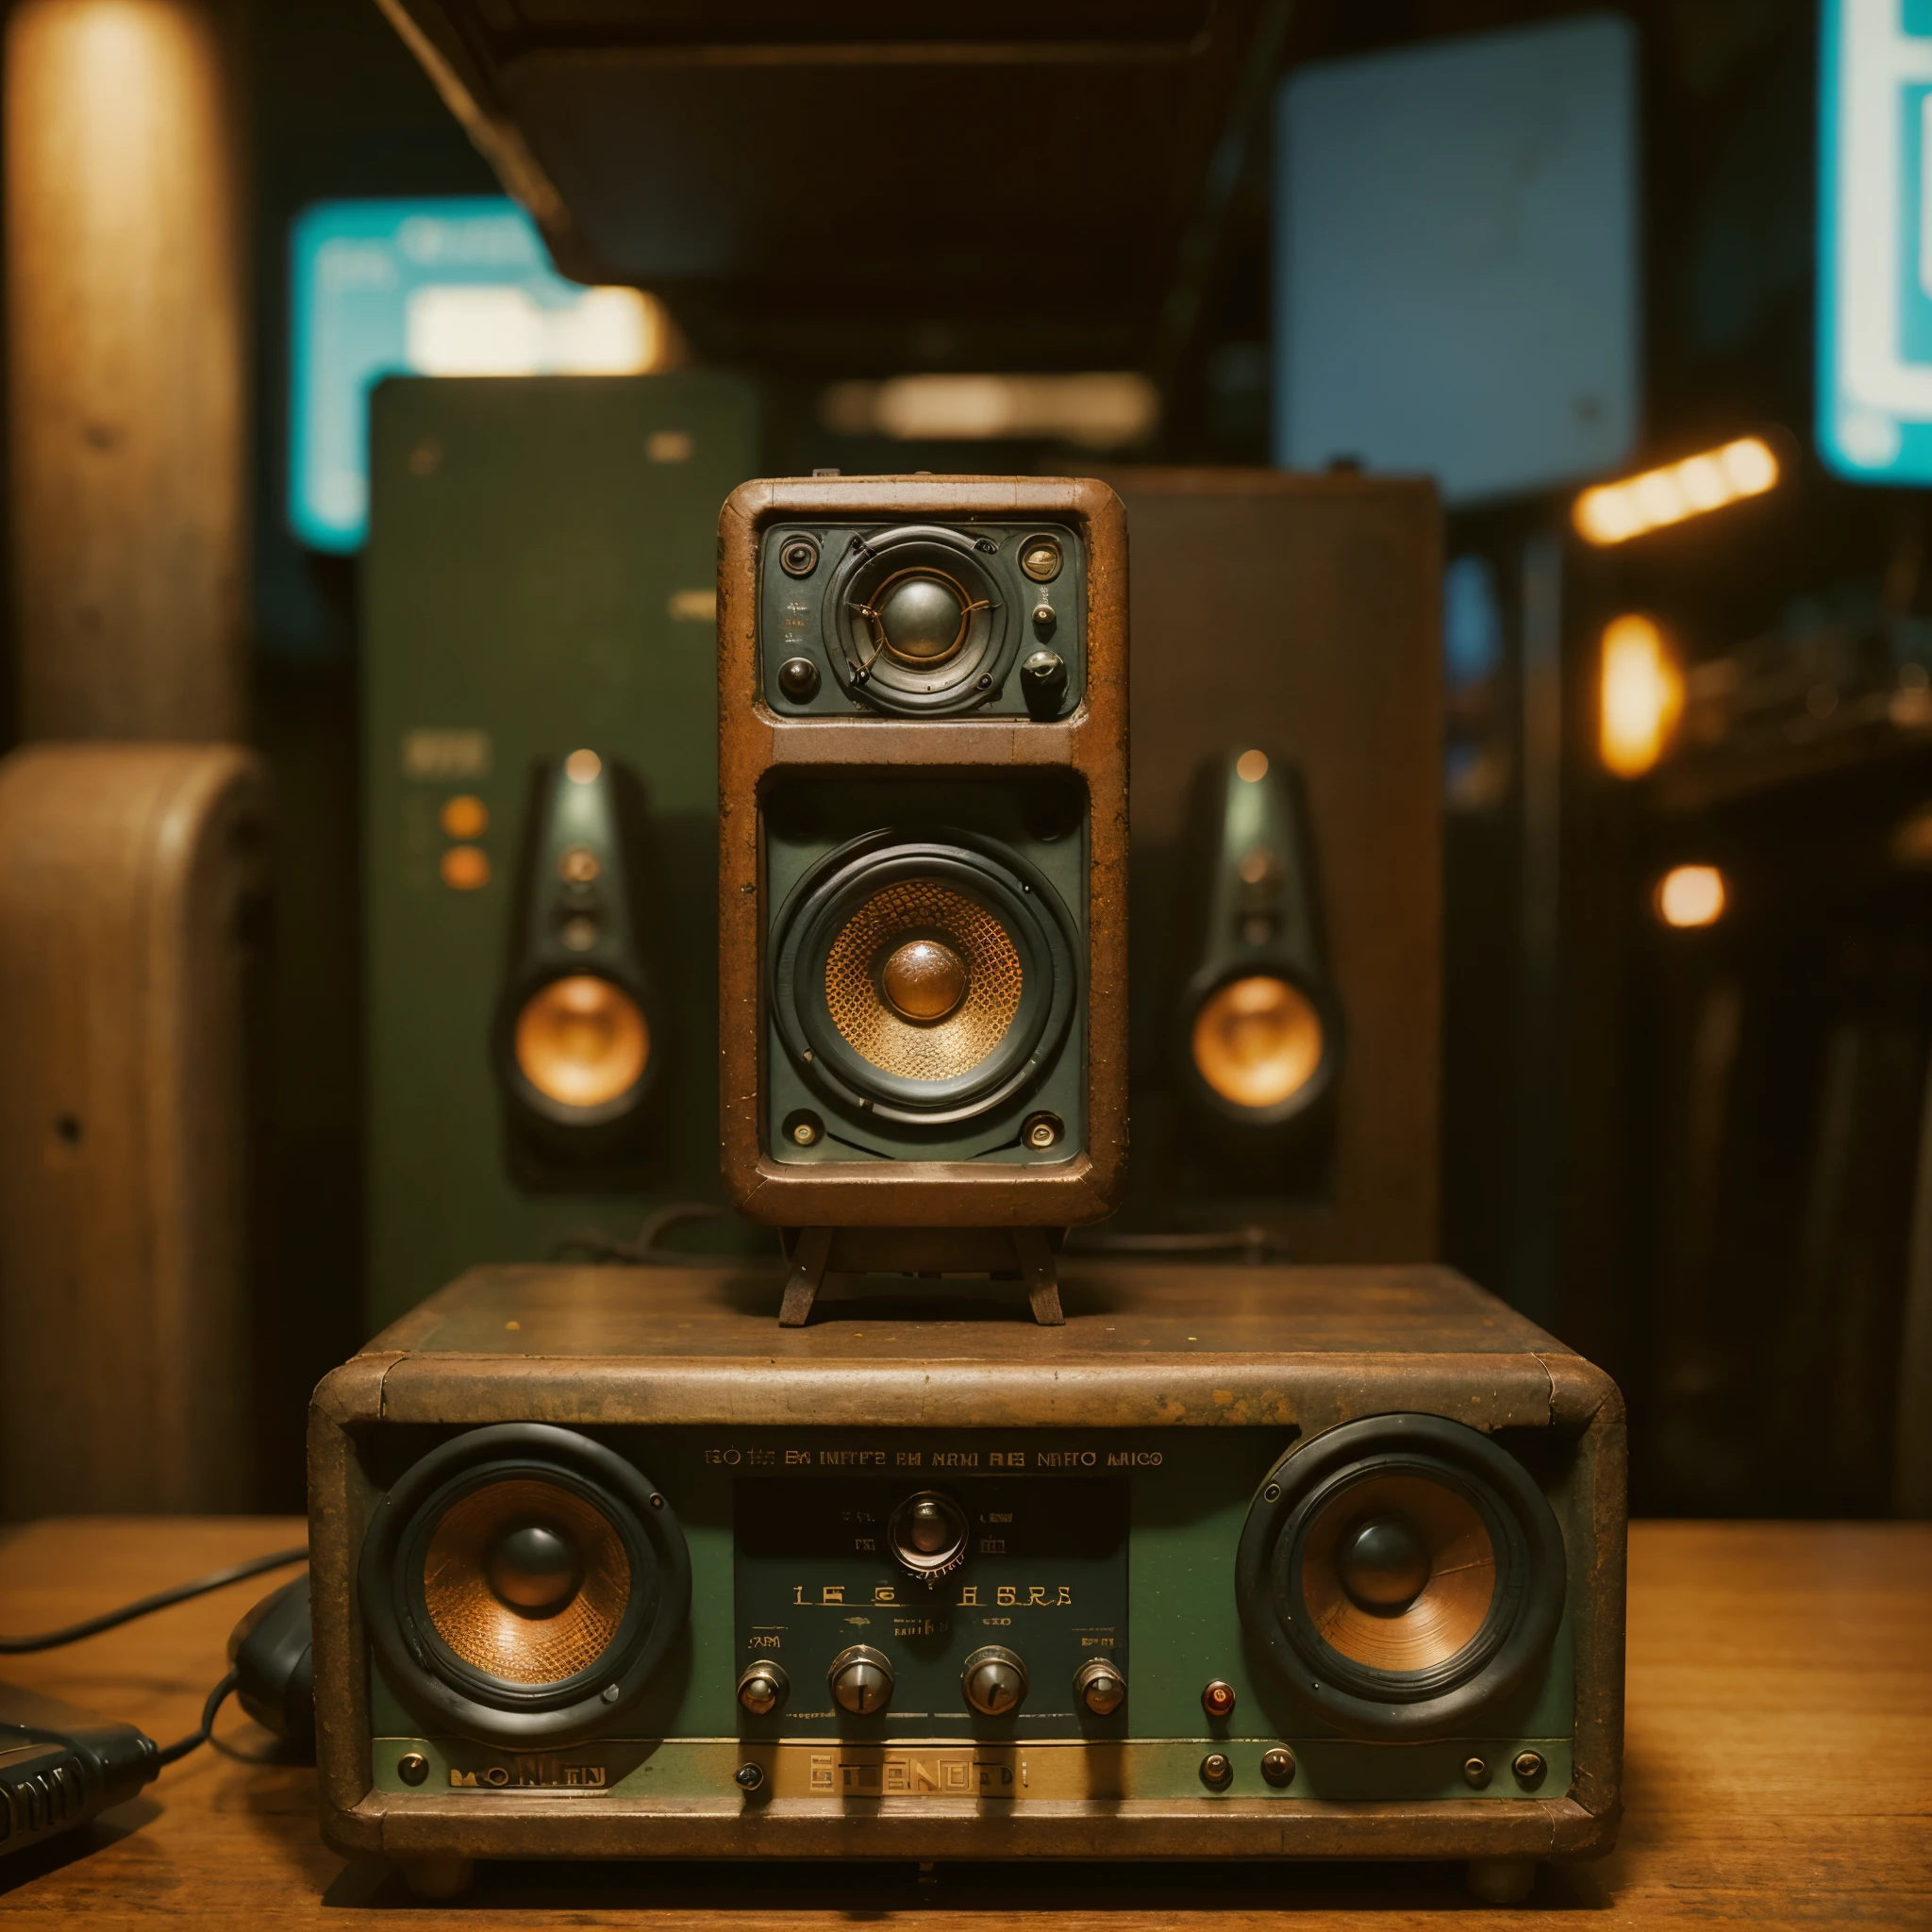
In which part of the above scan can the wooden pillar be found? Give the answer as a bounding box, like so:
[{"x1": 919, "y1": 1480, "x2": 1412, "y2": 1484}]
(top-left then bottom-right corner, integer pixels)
[{"x1": 5, "y1": 0, "x2": 245, "y2": 740}]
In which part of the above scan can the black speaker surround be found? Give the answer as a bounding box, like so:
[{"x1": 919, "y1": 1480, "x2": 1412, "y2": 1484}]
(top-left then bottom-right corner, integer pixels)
[
  {"x1": 1236, "y1": 1415, "x2": 1566, "y2": 1740},
  {"x1": 358, "y1": 1423, "x2": 691, "y2": 1747}
]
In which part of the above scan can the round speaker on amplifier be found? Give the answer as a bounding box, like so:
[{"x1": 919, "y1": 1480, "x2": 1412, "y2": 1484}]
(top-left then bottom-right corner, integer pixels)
[
  {"x1": 770, "y1": 827, "x2": 1078, "y2": 1129},
  {"x1": 358, "y1": 1424, "x2": 690, "y2": 1746},
  {"x1": 1236, "y1": 1415, "x2": 1564, "y2": 1740},
  {"x1": 822, "y1": 525, "x2": 1014, "y2": 714}
]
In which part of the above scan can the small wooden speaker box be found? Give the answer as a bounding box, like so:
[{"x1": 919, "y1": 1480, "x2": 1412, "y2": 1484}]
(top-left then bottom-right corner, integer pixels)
[
  {"x1": 716, "y1": 477, "x2": 1129, "y2": 1322},
  {"x1": 308, "y1": 1264, "x2": 1624, "y2": 1903}
]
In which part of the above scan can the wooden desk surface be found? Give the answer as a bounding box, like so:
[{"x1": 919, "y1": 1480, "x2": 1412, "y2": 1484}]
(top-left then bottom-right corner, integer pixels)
[{"x1": 0, "y1": 1517, "x2": 1926, "y2": 1928}]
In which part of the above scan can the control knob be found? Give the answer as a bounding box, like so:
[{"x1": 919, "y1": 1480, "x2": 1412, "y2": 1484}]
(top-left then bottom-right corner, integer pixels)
[
  {"x1": 736, "y1": 1661, "x2": 789, "y2": 1716},
  {"x1": 960, "y1": 1645, "x2": 1027, "y2": 1716},
  {"x1": 887, "y1": 1490, "x2": 970, "y2": 1583},
  {"x1": 1074, "y1": 1655, "x2": 1127, "y2": 1716},
  {"x1": 827, "y1": 1644, "x2": 893, "y2": 1716}
]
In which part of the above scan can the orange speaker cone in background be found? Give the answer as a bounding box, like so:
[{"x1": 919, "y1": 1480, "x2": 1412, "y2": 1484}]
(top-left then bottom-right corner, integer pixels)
[
  {"x1": 514, "y1": 974, "x2": 649, "y2": 1108},
  {"x1": 1191, "y1": 974, "x2": 1324, "y2": 1111}
]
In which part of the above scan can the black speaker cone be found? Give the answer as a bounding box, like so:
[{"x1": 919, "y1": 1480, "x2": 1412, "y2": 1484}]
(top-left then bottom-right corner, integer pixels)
[
  {"x1": 770, "y1": 826, "x2": 1077, "y2": 1128},
  {"x1": 1236, "y1": 1414, "x2": 1565, "y2": 1740}
]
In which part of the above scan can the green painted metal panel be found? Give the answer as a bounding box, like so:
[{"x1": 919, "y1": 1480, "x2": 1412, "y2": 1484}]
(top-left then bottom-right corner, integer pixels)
[
  {"x1": 368, "y1": 1425, "x2": 1578, "y2": 1804},
  {"x1": 362, "y1": 375, "x2": 760, "y2": 1332}
]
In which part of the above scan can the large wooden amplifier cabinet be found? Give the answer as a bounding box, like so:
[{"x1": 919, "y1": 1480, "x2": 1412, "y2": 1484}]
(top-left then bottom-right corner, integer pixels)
[{"x1": 309, "y1": 1266, "x2": 1624, "y2": 1900}]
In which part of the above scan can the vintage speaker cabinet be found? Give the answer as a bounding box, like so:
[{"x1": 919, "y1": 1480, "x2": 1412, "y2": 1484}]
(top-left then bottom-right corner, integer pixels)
[
  {"x1": 363, "y1": 373, "x2": 758, "y2": 1332},
  {"x1": 1106, "y1": 470, "x2": 1442, "y2": 1261},
  {"x1": 309, "y1": 1265, "x2": 1624, "y2": 1899},
  {"x1": 717, "y1": 475, "x2": 1129, "y2": 1322}
]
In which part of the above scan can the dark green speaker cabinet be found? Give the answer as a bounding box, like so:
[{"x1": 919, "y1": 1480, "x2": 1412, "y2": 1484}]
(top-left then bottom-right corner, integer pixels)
[{"x1": 363, "y1": 374, "x2": 758, "y2": 1330}]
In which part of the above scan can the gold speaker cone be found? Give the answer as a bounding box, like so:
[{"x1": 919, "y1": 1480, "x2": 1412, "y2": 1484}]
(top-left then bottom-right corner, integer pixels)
[
  {"x1": 1299, "y1": 1474, "x2": 1495, "y2": 1675},
  {"x1": 1191, "y1": 974, "x2": 1324, "y2": 1110},
  {"x1": 423, "y1": 1478, "x2": 630, "y2": 1686},
  {"x1": 514, "y1": 974, "x2": 648, "y2": 1108},
  {"x1": 824, "y1": 881, "x2": 1022, "y2": 1081}
]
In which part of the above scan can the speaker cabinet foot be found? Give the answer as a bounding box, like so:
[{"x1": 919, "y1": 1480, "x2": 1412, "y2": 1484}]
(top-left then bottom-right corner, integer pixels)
[
  {"x1": 779, "y1": 1225, "x2": 835, "y2": 1326},
  {"x1": 398, "y1": 1855, "x2": 475, "y2": 1900},
  {"x1": 1466, "y1": 1857, "x2": 1538, "y2": 1905},
  {"x1": 1012, "y1": 1228, "x2": 1065, "y2": 1325}
]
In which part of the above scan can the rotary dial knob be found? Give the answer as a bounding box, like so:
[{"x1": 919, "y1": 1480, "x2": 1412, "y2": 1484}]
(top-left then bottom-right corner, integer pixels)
[
  {"x1": 1074, "y1": 1655, "x2": 1127, "y2": 1715},
  {"x1": 887, "y1": 1490, "x2": 970, "y2": 1583},
  {"x1": 736, "y1": 1660, "x2": 789, "y2": 1716},
  {"x1": 827, "y1": 1644, "x2": 893, "y2": 1716},
  {"x1": 961, "y1": 1645, "x2": 1027, "y2": 1717}
]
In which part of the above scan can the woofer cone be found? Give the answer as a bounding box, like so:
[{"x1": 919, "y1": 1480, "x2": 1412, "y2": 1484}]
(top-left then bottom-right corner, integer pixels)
[
  {"x1": 770, "y1": 827, "x2": 1078, "y2": 1128},
  {"x1": 1235, "y1": 1414, "x2": 1565, "y2": 1740},
  {"x1": 823, "y1": 525, "x2": 1011, "y2": 714},
  {"x1": 496, "y1": 969, "x2": 658, "y2": 1131},
  {"x1": 358, "y1": 1424, "x2": 691, "y2": 1746},
  {"x1": 1181, "y1": 965, "x2": 1341, "y2": 1126}
]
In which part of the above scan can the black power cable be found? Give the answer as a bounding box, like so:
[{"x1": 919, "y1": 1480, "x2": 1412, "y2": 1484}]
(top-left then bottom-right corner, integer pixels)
[
  {"x1": 0, "y1": 1547, "x2": 307, "y2": 1655},
  {"x1": 153, "y1": 1670, "x2": 241, "y2": 1768}
]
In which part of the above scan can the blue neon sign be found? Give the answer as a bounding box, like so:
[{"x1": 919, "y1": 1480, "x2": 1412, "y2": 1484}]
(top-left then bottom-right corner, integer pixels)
[{"x1": 1819, "y1": 0, "x2": 1932, "y2": 483}]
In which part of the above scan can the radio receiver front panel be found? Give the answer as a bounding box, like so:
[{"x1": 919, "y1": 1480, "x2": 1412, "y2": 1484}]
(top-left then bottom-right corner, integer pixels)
[{"x1": 310, "y1": 1265, "x2": 1624, "y2": 1869}]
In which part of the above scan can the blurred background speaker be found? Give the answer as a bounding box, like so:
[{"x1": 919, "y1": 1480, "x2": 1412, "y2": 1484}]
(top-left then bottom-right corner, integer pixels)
[
  {"x1": 362, "y1": 372, "x2": 759, "y2": 1331},
  {"x1": 1169, "y1": 747, "x2": 1343, "y2": 1194},
  {"x1": 1103, "y1": 469, "x2": 1441, "y2": 1261}
]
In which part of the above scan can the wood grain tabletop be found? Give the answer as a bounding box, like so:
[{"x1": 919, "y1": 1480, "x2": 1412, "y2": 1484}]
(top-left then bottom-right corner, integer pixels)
[{"x1": 0, "y1": 1516, "x2": 1926, "y2": 1928}]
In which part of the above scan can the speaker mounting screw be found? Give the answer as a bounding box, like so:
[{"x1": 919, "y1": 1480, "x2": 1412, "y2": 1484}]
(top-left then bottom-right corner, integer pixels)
[
  {"x1": 1512, "y1": 1750, "x2": 1546, "y2": 1788},
  {"x1": 1260, "y1": 1747, "x2": 1296, "y2": 1789},
  {"x1": 778, "y1": 656, "x2": 821, "y2": 703},
  {"x1": 1023, "y1": 1112, "x2": 1062, "y2": 1152},
  {"x1": 397, "y1": 1752, "x2": 429, "y2": 1787},
  {"x1": 602, "y1": 1684, "x2": 622, "y2": 1705},
  {"x1": 1199, "y1": 1753, "x2": 1233, "y2": 1790},
  {"x1": 779, "y1": 535, "x2": 820, "y2": 577},
  {"x1": 785, "y1": 1109, "x2": 823, "y2": 1147},
  {"x1": 1202, "y1": 1680, "x2": 1237, "y2": 1720},
  {"x1": 1263, "y1": 1483, "x2": 1281, "y2": 1502},
  {"x1": 1462, "y1": 1756, "x2": 1491, "y2": 1789},
  {"x1": 734, "y1": 1762, "x2": 765, "y2": 1791}
]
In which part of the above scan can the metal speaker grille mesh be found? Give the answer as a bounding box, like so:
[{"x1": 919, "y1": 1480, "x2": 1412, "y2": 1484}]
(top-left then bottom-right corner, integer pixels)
[
  {"x1": 423, "y1": 1478, "x2": 631, "y2": 1686},
  {"x1": 824, "y1": 880, "x2": 1023, "y2": 1081}
]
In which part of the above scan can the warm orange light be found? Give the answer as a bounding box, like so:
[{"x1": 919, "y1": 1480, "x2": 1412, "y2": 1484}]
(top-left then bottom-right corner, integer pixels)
[
  {"x1": 1655, "y1": 865, "x2": 1726, "y2": 928},
  {"x1": 440, "y1": 844, "x2": 491, "y2": 891},
  {"x1": 1574, "y1": 437, "x2": 1780, "y2": 546},
  {"x1": 1191, "y1": 975, "x2": 1324, "y2": 1111},
  {"x1": 564, "y1": 748, "x2": 602, "y2": 784},
  {"x1": 440, "y1": 793, "x2": 488, "y2": 840},
  {"x1": 1235, "y1": 748, "x2": 1270, "y2": 783},
  {"x1": 1599, "y1": 615, "x2": 1683, "y2": 778},
  {"x1": 514, "y1": 975, "x2": 648, "y2": 1108}
]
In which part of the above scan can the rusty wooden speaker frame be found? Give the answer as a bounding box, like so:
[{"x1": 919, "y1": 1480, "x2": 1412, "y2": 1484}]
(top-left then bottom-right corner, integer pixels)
[{"x1": 717, "y1": 475, "x2": 1129, "y2": 1254}]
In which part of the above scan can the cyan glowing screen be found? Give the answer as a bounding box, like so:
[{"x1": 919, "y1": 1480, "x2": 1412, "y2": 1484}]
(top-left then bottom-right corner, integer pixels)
[
  {"x1": 288, "y1": 198, "x2": 656, "y2": 551},
  {"x1": 1819, "y1": 0, "x2": 1932, "y2": 483}
]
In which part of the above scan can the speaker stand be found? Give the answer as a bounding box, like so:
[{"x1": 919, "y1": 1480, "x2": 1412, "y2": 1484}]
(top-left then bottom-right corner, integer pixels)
[{"x1": 777, "y1": 1227, "x2": 1065, "y2": 1327}]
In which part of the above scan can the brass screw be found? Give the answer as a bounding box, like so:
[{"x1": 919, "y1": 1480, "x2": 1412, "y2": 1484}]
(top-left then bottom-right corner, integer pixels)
[
  {"x1": 1022, "y1": 541, "x2": 1061, "y2": 582},
  {"x1": 1198, "y1": 1752, "x2": 1233, "y2": 1790},
  {"x1": 1024, "y1": 1115, "x2": 1060, "y2": 1150},
  {"x1": 1512, "y1": 1750, "x2": 1547, "y2": 1788},
  {"x1": 397, "y1": 1752, "x2": 429, "y2": 1787},
  {"x1": 1462, "y1": 1756, "x2": 1491, "y2": 1789},
  {"x1": 1260, "y1": 1746, "x2": 1296, "y2": 1788}
]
